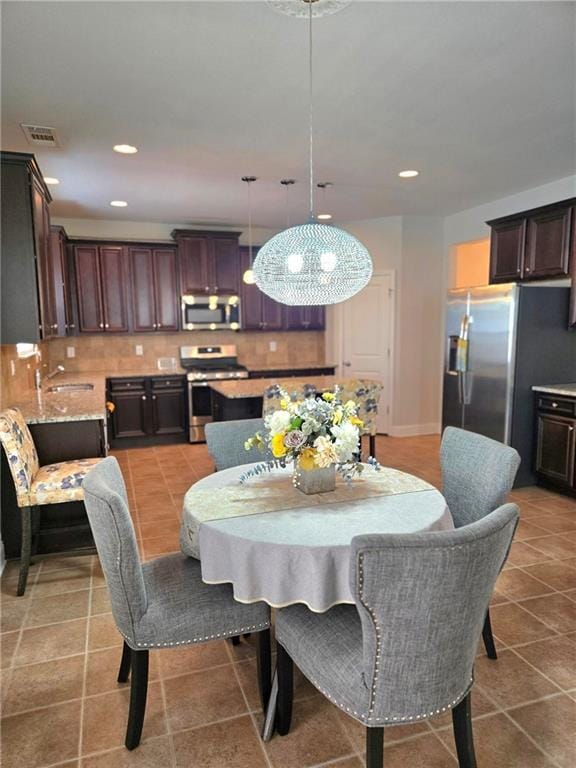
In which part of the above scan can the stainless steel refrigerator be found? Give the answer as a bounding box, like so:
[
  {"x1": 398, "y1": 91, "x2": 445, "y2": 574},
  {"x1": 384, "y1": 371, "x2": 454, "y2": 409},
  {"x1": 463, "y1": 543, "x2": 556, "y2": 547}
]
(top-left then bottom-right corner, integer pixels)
[{"x1": 442, "y1": 284, "x2": 576, "y2": 486}]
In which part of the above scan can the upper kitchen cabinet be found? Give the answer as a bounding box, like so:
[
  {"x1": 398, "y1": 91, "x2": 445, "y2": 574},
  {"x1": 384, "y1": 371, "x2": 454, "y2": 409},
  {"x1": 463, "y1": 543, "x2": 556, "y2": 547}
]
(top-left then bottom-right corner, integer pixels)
[
  {"x1": 284, "y1": 305, "x2": 325, "y2": 331},
  {"x1": 1, "y1": 152, "x2": 54, "y2": 344},
  {"x1": 487, "y1": 198, "x2": 574, "y2": 285},
  {"x1": 240, "y1": 246, "x2": 283, "y2": 331},
  {"x1": 172, "y1": 229, "x2": 241, "y2": 295},
  {"x1": 49, "y1": 226, "x2": 75, "y2": 335},
  {"x1": 129, "y1": 246, "x2": 178, "y2": 332},
  {"x1": 73, "y1": 244, "x2": 129, "y2": 333}
]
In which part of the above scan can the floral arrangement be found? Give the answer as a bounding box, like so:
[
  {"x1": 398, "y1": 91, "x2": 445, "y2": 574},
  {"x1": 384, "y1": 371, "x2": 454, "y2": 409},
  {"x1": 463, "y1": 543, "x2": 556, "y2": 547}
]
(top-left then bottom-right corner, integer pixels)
[{"x1": 241, "y1": 387, "x2": 381, "y2": 484}]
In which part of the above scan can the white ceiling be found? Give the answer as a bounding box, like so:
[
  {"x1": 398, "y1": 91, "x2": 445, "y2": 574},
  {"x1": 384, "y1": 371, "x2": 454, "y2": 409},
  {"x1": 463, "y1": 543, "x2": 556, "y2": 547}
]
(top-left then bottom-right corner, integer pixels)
[{"x1": 2, "y1": 1, "x2": 574, "y2": 228}]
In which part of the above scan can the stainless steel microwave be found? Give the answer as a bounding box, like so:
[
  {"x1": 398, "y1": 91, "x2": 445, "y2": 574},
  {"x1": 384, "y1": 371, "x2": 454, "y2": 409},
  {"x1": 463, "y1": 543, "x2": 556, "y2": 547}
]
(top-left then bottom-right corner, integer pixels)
[{"x1": 181, "y1": 295, "x2": 241, "y2": 330}]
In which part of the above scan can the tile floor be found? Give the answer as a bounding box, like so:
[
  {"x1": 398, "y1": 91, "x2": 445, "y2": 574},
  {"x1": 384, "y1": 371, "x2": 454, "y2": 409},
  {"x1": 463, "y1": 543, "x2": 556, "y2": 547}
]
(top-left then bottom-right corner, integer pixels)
[{"x1": 1, "y1": 435, "x2": 575, "y2": 768}]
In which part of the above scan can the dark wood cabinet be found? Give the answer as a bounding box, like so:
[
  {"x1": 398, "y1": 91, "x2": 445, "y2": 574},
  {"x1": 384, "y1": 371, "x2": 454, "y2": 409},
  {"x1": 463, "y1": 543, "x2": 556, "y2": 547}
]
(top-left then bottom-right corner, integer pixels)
[
  {"x1": 525, "y1": 206, "x2": 572, "y2": 279},
  {"x1": 240, "y1": 247, "x2": 283, "y2": 331},
  {"x1": 284, "y1": 305, "x2": 325, "y2": 331},
  {"x1": 570, "y1": 206, "x2": 576, "y2": 328},
  {"x1": 535, "y1": 395, "x2": 576, "y2": 496},
  {"x1": 488, "y1": 218, "x2": 525, "y2": 283},
  {"x1": 1, "y1": 152, "x2": 54, "y2": 344},
  {"x1": 173, "y1": 229, "x2": 241, "y2": 296},
  {"x1": 49, "y1": 226, "x2": 74, "y2": 336},
  {"x1": 487, "y1": 199, "x2": 575, "y2": 292},
  {"x1": 129, "y1": 247, "x2": 178, "y2": 332},
  {"x1": 107, "y1": 375, "x2": 187, "y2": 447},
  {"x1": 73, "y1": 245, "x2": 129, "y2": 333}
]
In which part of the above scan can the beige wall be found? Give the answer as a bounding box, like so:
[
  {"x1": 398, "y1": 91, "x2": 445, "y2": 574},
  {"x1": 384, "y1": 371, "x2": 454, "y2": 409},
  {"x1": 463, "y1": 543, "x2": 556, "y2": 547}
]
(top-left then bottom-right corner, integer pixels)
[
  {"x1": 0, "y1": 343, "x2": 46, "y2": 409},
  {"x1": 44, "y1": 330, "x2": 325, "y2": 375},
  {"x1": 449, "y1": 239, "x2": 490, "y2": 289},
  {"x1": 52, "y1": 217, "x2": 278, "y2": 246}
]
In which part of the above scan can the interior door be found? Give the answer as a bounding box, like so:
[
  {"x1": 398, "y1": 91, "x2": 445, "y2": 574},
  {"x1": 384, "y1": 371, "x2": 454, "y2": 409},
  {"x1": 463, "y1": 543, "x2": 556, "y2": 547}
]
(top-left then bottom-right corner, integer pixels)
[{"x1": 341, "y1": 274, "x2": 393, "y2": 434}]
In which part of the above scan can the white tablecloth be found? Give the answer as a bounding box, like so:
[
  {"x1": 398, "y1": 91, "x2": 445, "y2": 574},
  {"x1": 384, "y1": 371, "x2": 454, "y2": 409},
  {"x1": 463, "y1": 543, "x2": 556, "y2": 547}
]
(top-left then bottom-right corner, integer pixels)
[{"x1": 180, "y1": 464, "x2": 453, "y2": 612}]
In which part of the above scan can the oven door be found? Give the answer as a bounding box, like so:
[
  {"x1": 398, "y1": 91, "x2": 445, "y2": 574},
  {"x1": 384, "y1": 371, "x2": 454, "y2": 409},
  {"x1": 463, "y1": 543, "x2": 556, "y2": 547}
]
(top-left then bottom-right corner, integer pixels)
[
  {"x1": 188, "y1": 381, "x2": 213, "y2": 442},
  {"x1": 181, "y1": 296, "x2": 241, "y2": 330}
]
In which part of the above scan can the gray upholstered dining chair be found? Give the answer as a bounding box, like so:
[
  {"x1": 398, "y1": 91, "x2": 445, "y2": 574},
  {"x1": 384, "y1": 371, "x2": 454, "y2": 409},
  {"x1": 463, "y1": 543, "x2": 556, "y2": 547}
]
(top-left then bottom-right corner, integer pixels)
[
  {"x1": 205, "y1": 418, "x2": 272, "y2": 470},
  {"x1": 82, "y1": 457, "x2": 271, "y2": 751},
  {"x1": 441, "y1": 426, "x2": 520, "y2": 659},
  {"x1": 274, "y1": 503, "x2": 519, "y2": 768}
]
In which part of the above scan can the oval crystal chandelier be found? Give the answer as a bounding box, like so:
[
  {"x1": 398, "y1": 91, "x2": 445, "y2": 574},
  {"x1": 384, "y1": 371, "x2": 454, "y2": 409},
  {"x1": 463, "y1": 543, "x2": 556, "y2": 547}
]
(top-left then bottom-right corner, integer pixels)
[{"x1": 254, "y1": 0, "x2": 372, "y2": 306}]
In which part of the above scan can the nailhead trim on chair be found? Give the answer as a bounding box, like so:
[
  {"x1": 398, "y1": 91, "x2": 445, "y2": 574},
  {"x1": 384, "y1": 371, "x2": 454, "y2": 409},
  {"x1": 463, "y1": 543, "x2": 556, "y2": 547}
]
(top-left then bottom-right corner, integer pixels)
[{"x1": 120, "y1": 621, "x2": 270, "y2": 649}]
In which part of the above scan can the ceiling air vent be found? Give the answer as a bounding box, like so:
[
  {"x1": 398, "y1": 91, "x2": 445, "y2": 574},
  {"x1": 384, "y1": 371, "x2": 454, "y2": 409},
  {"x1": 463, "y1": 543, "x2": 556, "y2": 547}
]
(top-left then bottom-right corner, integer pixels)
[{"x1": 20, "y1": 124, "x2": 60, "y2": 148}]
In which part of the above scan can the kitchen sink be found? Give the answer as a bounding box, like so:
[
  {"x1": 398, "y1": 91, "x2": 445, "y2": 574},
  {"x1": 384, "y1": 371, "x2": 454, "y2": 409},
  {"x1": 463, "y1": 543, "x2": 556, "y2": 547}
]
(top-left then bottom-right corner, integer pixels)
[{"x1": 47, "y1": 383, "x2": 94, "y2": 393}]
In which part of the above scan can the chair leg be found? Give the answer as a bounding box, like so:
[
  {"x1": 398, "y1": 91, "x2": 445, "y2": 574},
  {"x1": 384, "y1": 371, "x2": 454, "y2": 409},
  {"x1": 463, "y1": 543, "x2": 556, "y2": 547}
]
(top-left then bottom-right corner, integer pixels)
[
  {"x1": 17, "y1": 506, "x2": 32, "y2": 596},
  {"x1": 366, "y1": 727, "x2": 384, "y2": 768},
  {"x1": 482, "y1": 610, "x2": 497, "y2": 660},
  {"x1": 117, "y1": 641, "x2": 132, "y2": 683},
  {"x1": 256, "y1": 629, "x2": 272, "y2": 712},
  {"x1": 276, "y1": 642, "x2": 293, "y2": 736},
  {"x1": 230, "y1": 635, "x2": 241, "y2": 646},
  {"x1": 125, "y1": 649, "x2": 149, "y2": 750},
  {"x1": 369, "y1": 434, "x2": 376, "y2": 458},
  {"x1": 452, "y1": 693, "x2": 477, "y2": 768}
]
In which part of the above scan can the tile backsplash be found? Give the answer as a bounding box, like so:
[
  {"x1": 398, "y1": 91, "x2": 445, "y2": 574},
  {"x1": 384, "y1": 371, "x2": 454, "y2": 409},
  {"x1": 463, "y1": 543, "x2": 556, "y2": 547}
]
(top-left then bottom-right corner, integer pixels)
[
  {"x1": 0, "y1": 343, "x2": 47, "y2": 409},
  {"x1": 44, "y1": 330, "x2": 326, "y2": 374}
]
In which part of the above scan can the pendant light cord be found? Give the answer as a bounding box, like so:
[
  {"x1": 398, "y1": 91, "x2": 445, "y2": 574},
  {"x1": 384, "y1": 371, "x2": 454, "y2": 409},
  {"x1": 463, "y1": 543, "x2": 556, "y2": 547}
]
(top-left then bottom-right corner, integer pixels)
[
  {"x1": 308, "y1": 0, "x2": 314, "y2": 220},
  {"x1": 248, "y1": 180, "x2": 253, "y2": 266}
]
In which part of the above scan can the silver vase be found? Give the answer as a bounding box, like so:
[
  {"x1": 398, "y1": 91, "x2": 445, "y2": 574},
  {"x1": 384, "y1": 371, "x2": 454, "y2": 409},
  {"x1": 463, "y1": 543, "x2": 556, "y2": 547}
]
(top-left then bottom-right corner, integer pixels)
[{"x1": 293, "y1": 464, "x2": 336, "y2": 495}]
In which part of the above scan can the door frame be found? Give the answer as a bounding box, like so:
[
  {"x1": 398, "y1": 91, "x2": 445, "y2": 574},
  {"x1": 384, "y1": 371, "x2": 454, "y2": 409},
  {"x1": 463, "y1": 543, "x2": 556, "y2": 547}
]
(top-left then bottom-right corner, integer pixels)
[{"x1": 330, "y1": 270, "x2": 396, "y2": 435}]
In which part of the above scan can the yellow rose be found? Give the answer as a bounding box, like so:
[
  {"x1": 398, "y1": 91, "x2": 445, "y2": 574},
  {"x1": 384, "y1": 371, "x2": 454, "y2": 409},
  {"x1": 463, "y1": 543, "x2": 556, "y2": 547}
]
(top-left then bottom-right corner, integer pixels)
[
  {"x1": 298, "y1": 448, "x2": 317, "y2": 471},
  {"x1": 322, "y1": 391, "x2": 335, "y2": 402},
  {"x1": 271, "y1": 433, "x2": 287, "y2": 458}
]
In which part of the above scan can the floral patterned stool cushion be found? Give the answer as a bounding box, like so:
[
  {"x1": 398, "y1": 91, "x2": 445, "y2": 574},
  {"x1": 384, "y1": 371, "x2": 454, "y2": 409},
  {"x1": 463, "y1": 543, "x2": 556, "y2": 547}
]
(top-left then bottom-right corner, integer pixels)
[{"x1": 30, "y1": 458, "x2": 104, "y2": 506}]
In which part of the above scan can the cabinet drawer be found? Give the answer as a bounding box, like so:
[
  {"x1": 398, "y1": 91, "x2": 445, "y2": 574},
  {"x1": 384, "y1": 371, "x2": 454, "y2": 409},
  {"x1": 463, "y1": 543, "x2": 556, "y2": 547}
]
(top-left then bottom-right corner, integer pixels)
[
  {"x1": 108, "y1": 377, "x2": 146, "y2": 392},
  {"x1": 151, "y1": 376, "x2": 185, "y2": 390},
  {"x1": 538, "y1": 396, "x2": 576, "y2": 417}
]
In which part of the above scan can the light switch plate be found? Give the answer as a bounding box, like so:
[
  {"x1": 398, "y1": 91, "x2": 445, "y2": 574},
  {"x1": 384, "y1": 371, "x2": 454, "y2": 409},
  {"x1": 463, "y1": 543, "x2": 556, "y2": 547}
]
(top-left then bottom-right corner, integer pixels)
[
  {"x1": 10, "y1": 360, "x2": 16, "y2": 376},
  {"x1": 66, "y1": 346, "x2": 76, "y2": 358},
  {"x1": 135, "y1": 345, "x2": 144, "y2": 356},
  {"x1": 269, "y1": 340, "x2": 277, "y2": 352}
]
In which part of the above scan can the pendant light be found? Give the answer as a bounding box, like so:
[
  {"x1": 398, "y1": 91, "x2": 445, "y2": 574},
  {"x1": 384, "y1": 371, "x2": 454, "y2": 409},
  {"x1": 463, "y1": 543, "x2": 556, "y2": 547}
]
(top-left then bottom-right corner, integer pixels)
[
  {"x1": 242, "y1": 176, "x2": 257, "y2": 285},
  {"x1": 254, "y1": 0, "x2": 372, "y2": 306}
]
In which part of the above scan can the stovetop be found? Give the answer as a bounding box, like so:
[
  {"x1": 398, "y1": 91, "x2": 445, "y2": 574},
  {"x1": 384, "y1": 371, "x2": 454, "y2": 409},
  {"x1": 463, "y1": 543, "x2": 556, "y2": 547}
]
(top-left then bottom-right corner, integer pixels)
[{"x1": 180, "y1": 344, "x2": 248, "y2": 381}]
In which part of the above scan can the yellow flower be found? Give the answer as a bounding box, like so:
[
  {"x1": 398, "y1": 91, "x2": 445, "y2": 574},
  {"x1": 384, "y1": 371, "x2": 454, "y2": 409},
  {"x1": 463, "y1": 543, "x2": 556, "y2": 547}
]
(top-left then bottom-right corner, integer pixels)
[
  {"x1": 298, "y1": 448, "x2": 317, "y2": 471},
  {"x1": 271, "y1": 433, "x2": 287, "y2": 458},
  {"x1": 332, "y1": 407, "x2": 343, "y2": 425},
  {"x1": 350, "y1": 416, "x2": 364, "y2": 428},
  {"x1": 322, "y1": 391, "x2": 335, "y2": 402},
  {"x1": 344, "y1": 400, "x2": 356, "y2": 411},
  {"x1": 280, "y1": 399, "x2": 289, "y2": 410}
]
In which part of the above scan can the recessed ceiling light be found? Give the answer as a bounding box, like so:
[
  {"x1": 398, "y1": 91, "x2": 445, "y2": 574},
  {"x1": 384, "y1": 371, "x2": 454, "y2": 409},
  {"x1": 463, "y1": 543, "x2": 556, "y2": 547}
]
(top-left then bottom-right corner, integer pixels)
[
  {"x1": 317, "y1": 214, "x2": 332, "y2": 220},
  {"x1": 398, "y1": 170, "x2": 419, "y2": 178},
  {"x1": 110, "y1": 200, "x2": 128, "y2": 207},
  {"x1": 44, "y1": 177, "x2": 60, "y2": 185},
  {"x1": 113, "y1": 144, "x2": 138, "y2": 154}
]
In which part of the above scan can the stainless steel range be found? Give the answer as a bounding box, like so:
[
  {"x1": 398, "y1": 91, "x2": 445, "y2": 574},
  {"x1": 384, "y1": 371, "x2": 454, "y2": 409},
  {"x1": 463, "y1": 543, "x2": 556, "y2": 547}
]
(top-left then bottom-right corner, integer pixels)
[{"x1": 180, "y1": 345, "x2": 248, "y2": 442}]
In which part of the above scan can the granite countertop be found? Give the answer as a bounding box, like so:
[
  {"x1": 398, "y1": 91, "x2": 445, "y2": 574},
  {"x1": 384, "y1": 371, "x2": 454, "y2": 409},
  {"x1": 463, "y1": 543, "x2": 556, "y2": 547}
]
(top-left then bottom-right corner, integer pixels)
[
  {"x1": 243, "y1": 363, "x2": 337, "y2": 372},
  {"x1": 532, "y1": 384, "x2": 576, "y2": 397},
  {"x1": 209, "y1": 375, "x2": 369, "y2": 399},
  {"x1": 10, "y1": 367, "x2": 187, "y2": 424}
]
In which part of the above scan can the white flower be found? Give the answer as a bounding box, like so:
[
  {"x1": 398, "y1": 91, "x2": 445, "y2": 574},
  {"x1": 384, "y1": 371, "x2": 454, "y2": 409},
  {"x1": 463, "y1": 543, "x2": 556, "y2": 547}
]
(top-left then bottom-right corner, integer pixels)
[
  {"x1": 331, "y1": 422, "x2": 360, "y2": 463},
  {"x1": 265, "y1": 409, "x2": 292, "y2": 435},
  {"x1": 313, "y1": 435, "x2": 339, "y2": 467}
]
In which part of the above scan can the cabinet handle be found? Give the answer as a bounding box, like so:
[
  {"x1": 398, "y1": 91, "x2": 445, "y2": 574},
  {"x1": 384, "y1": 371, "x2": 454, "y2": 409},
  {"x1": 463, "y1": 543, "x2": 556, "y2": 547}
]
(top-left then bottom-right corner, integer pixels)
[
  {"x1": 69, "y1": 323, "x2": 75, "y2": 329},
  {"x1": 214, "y1": 285, "x2": 218, "y2": 292},
  {"x1": 569, "y1": 426, "x2": 574, "y2": 432},
  {"x1": 525, "y1": 267, "x2": 531, "y2": 273},
  {"x1": 153, "y1": 323, "x2": 157, "y2": 329},
  {"x1": 157, "y1": 323, "x2": 162, "y2": 328},
  {"x1": 205, "y1": 286, "x2": 210, "y2": 292},
  {"x1": 99, "y1": 323, "x2": 104, "y2": 329},
  {"x1": 141, "y1": 395, "x2": 147, "y2": 401},
  {"x1": 551, "y1": 402, "x2": 558, "y2": 408},
  {"x1": 152, "y1": 395, "x2": 157, "y2": 400},
  {"x1": 105, "y1": 323, "x2": 110, "y2": 329}
]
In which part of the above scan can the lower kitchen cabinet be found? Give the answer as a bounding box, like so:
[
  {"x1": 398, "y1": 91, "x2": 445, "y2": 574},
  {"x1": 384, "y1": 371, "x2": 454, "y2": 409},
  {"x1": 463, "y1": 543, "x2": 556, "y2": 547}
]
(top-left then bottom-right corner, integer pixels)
[
  {"x1": 107, "y1": 375, "x2": 187, "y2": 447},
  {"x1": 535, "y1": 394, "x2": 576, "y2": 496}
]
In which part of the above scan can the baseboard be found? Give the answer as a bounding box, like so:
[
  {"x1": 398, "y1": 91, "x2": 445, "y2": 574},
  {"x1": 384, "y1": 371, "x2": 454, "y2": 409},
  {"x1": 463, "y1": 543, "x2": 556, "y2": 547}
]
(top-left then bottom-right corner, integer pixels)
[{"x1": 388, "y1": 423, "x2": 441, "y2": 438}]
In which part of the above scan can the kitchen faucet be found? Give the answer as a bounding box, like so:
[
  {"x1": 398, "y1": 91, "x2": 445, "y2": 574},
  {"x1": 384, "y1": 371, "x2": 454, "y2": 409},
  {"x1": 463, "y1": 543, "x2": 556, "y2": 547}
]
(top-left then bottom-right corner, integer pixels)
[{"x1": 35, "y1": 364, "x2": 65, "y2": 389}]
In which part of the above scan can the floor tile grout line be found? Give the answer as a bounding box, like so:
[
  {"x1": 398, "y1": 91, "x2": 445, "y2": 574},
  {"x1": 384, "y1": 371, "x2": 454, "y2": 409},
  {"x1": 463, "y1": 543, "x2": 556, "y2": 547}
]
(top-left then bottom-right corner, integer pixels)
[
  {"x1": 228, "y1": 646, "x2": 274, "y2": 768},
  {"x1": 156, "y1": 662, "x2": 178, "y2": 768},
  {"x1": 499, "y1": 708, "x2": 565, "y2": 768},
  {"x1": 76, "y1": 564, "x2": 93, "y2": 765},
  {"x1": 4, "y1": 559, "x2": 41, "y2": 700}
]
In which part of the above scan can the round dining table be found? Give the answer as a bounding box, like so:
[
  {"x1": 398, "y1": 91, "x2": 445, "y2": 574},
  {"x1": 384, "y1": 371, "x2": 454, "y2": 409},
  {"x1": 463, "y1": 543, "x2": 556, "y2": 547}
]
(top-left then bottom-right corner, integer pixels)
[
  {"x1": 180, "y1": 462, "x2": 454, "y2": 739},
  {"x1": 180, "y1": 463, "x2": 453, "y2": 613}
]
